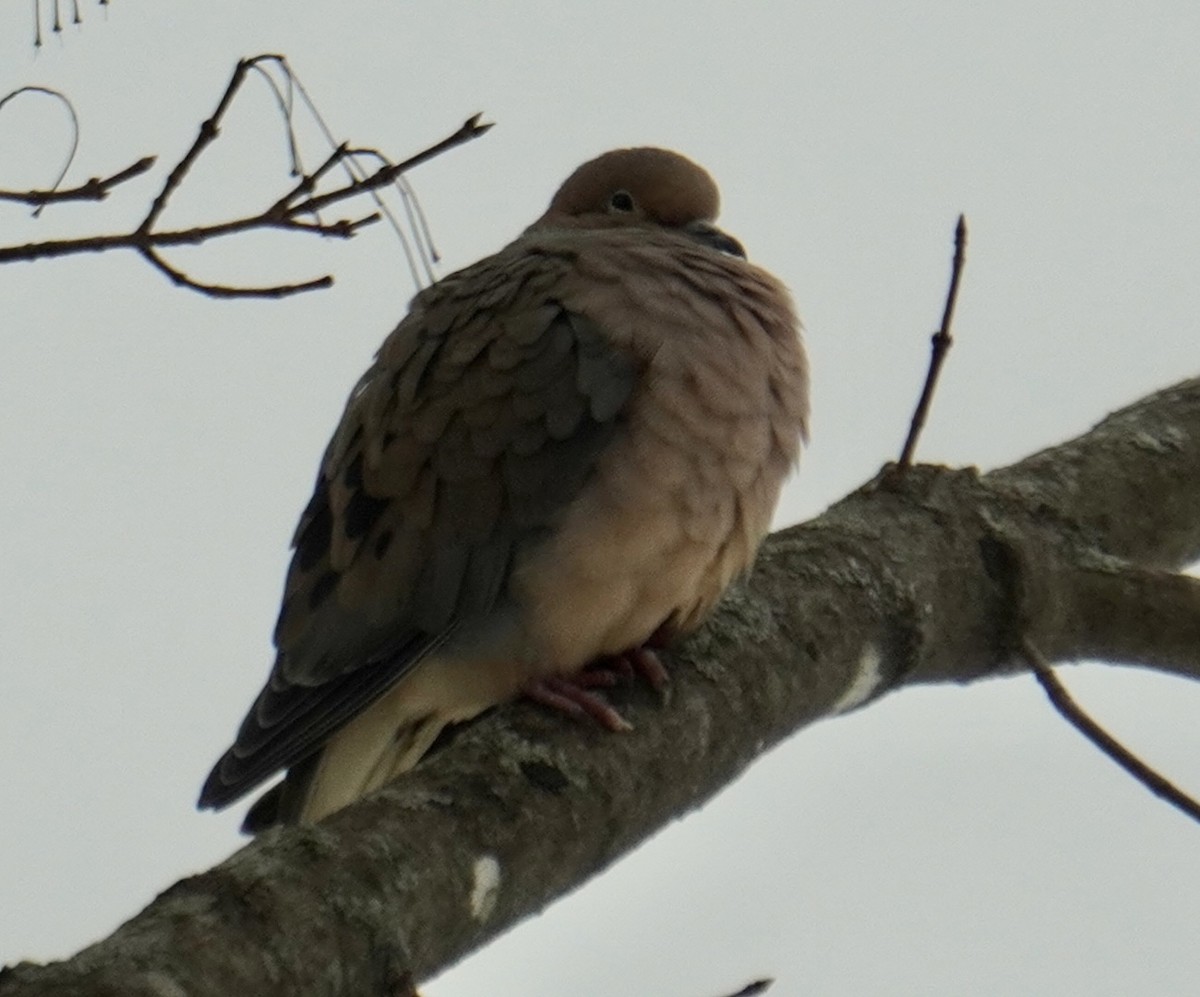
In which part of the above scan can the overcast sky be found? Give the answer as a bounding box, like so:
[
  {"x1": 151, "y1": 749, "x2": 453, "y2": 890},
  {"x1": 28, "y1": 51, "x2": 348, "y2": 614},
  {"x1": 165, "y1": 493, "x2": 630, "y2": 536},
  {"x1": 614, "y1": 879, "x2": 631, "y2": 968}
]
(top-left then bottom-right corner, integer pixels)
[{"x1": 2, "y1": 3, "x2": 1199, "y2": 995}]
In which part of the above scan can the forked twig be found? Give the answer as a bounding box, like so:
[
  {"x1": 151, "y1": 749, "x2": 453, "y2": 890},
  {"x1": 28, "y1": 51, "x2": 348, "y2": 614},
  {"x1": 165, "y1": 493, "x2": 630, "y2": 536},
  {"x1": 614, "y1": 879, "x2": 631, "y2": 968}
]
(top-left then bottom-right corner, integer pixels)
[
  {"x1": 896, "y1": 214, "x2": 968, "y2": 468},
  {"x1": 136, "y1": 55, "x2": 282, "y2": 236},
  {"x1": 1023, "y1": 638, "x2": 1200, "y2": 824},
  {"x1": 0, "y1": 54, "x2": 493, "y2": 298}
]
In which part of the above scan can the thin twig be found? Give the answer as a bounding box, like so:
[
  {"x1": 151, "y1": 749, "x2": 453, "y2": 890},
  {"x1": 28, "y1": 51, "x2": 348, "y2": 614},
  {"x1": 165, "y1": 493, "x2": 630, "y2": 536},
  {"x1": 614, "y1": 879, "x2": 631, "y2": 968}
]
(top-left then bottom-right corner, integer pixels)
[
  {"x1": 1, "y1": 53, "x2": 491, "y2": 299},
  {"x1": 896, "y1": 214, "x2": 968, "y2": 468},
  {"x1": 292, "y1": 114, "x2": 493, "y2": 218},
  {"x1": 0, "y1": 155, "x2": 156, "y2": 206},
  {"x1": 1, "y1": 127, "x2": 488, "y2": 296},
  {"x1": 140, "y1": 246, "x2": 333, "y2": 299},
  {"x1": 716, "y1": 981, "x2": 773, "y2": 997},
  {"x1": 336, "y1": 147, "x2": 431, "y2": 287},
  {"x1": 248, "y1": 59, "x2": 304, "y2": 179},
  {"x1": 0, "y1": 85, "x2": 80, "y2": 215},
  {"x1": 0, "y1": 209, "x2": 374, "y2": 263},
  {"x1": 138, "y1": 55, "x2": 285, "y2": 235},
  {"x1": 1022, "y1": 638, "x2": 1200, "y2": 824},
  {"x1": 282, "y1": 213, "x2": 382, "y2": 237},
  {"x1": 270, "y1": 142, "x2": 352, "y2": 213},
  {"x1": 0, "y1": 116, "x2": 482, "y2": 263},
  {"x1": 285, "y1": 70, "x2": 440, "y2": 286}
]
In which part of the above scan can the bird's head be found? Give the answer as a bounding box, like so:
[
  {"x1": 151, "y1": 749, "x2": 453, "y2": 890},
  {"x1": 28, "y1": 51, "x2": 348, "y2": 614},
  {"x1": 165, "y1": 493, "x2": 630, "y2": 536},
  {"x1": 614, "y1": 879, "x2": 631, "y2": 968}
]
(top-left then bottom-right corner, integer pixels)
[{"x1": 532, "y1": 147, "x2": 746, "y2": 258}]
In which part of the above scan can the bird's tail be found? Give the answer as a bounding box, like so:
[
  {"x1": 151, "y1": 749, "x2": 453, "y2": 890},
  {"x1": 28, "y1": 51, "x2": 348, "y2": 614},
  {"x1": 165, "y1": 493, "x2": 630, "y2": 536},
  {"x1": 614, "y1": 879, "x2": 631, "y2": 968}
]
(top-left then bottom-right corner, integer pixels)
[{"x1": 242, "y1": 697, "x2": 446, "y2": 833}]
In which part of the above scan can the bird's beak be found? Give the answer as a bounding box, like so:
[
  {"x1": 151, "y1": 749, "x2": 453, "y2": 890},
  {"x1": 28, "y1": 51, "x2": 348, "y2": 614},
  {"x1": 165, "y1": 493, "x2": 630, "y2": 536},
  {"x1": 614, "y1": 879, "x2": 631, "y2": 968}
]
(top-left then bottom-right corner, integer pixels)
[{"x1": 684, "y1": 220, "x2": 746, "y2": 259}]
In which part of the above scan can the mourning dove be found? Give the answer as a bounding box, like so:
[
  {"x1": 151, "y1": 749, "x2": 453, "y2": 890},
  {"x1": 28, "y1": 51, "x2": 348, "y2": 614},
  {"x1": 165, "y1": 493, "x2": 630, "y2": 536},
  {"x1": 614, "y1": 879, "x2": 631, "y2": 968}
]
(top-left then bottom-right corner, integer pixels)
[{"x1": 199, "y1": 147, "x2": 809, "y2": 831}]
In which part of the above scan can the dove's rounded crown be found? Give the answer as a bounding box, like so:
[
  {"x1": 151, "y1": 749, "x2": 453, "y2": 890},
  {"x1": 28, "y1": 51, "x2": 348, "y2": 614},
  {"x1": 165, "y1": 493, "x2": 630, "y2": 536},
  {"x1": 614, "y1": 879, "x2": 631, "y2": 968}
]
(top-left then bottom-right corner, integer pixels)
[{"x1": 537, "y1": 147, "x2": 722, "y2": 230}]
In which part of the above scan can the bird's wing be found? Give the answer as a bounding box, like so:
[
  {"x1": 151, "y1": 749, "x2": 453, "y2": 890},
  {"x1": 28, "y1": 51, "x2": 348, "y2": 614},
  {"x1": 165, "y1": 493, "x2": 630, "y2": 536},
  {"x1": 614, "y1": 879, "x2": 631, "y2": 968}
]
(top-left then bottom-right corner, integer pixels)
[{"x1": 199, "y1": 245, "x2": 638, "y2": 809}]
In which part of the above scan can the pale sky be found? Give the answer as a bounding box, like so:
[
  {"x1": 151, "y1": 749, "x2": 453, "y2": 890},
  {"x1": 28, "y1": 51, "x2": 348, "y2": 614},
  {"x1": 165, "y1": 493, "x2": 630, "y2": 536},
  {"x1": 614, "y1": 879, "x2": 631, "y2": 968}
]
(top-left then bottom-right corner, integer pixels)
[{"x1": 2, "y1": 3, "x2": 1199, "y2": 995}]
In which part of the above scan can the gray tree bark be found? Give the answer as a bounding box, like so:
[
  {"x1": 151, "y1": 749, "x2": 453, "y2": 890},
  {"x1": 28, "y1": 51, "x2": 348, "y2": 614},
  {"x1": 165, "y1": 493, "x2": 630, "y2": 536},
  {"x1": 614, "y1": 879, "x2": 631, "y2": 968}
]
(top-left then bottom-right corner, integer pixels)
[{"x1": 4, "y1": 377, "x2": 1198, "y2": 997}]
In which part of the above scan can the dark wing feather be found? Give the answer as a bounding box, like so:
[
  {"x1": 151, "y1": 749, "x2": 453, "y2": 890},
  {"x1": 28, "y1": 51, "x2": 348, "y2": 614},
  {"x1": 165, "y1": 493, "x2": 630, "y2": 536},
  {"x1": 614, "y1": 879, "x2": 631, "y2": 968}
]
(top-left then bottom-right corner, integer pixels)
[{"x1": 199, "y1": 249, "x2": 637, "y2": 810}]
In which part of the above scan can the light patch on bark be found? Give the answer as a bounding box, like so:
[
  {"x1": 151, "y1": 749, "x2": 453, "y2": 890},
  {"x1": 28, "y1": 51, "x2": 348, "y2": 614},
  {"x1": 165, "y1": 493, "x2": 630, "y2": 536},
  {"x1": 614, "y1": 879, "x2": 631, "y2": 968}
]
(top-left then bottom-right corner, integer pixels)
[
  {"x1": 469, "y1": 855, "x2": 502, "y2": 922},
  {"x1": 830, "y1": 642, "x2": 882, "y2": 713},
  {"x1": 145, "y1": 972, "x2": 188, "y2": 997},
  {"x1": 1130, "y1": 427, "x2": 1186, "y2": 454}
]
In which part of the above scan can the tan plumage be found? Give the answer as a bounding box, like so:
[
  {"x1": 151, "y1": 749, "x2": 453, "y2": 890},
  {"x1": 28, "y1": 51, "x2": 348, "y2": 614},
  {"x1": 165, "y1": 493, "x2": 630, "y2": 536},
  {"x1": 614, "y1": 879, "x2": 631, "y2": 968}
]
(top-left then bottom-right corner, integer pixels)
[{"x1": 199, "y1": 147, "x2": 809, "y2": 830}]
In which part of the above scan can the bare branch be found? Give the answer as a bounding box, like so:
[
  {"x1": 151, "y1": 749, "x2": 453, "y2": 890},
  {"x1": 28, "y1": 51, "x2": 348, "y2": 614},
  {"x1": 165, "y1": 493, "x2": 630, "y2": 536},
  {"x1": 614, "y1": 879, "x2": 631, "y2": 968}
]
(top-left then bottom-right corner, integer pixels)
[
  {"x1": 1024, "y1": 638, "x2": 1200, "y2": 823},
  {"x1": 281, "y1": 213, "x2": 382, "y2": 238},
  {"x1": 0, "y1": 115, "x2": 488, "y2": 291},
  {"x1": 987, "y1": 377, "x2": 1200, "y2": 569},
  {"x1": 1049, "y1": 561, "x2": 1200, "y2": 683},
  {"x1": 138, "y1": 55, "x2": 287, "y2": 235},
  {"x1": 3, "y1": 377, "x2": 1198, "y2": 995},
  {"x1": 0, "y1": 156, "x2": 156, "y2": 206},
  {"x1": 291, "y1": 113, "x2": 494, "y2": 218},
  {"x1": 270, "y1": 141, "x2": 352, "y2": 213},
  {"x1": 139, "y1": 246, "x2": 333, "y2": 300},
  {"x1": 896, "y1": 214, "x2": 968, "y2": 468},
  {"x1": 263, "y1": 66, "x2": 442, "y2": 284},
  {"x1": 0, "y1": 56, "x2": 492, "y2": 297}
]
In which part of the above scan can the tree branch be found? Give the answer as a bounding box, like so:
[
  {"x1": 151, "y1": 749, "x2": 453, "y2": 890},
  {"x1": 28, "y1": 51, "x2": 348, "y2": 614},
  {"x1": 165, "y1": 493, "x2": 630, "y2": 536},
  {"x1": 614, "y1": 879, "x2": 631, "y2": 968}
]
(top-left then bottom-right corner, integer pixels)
[
  {"x1": 3, "y1": 376, "x2": 1198, "y2": 995},
  {"x1": 0, "y1": 56, "x2": 492, "y2": 297},
  {"x1": 1024, "y1": 639, "x2": 1200, "y2": 822},
  {"x1": 0, "y1": 156, "x2": 156, "y2": 207},
  {"x1": 896, "y1": 213, "x2": 967, "y2": 468}
]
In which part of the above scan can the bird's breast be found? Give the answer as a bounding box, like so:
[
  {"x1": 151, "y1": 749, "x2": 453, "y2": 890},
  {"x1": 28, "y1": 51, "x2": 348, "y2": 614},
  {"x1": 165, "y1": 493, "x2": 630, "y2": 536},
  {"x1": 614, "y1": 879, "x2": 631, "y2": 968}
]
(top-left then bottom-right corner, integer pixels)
[{"x1": 509, "y1": 247, "x2": 807, "y2": 671}]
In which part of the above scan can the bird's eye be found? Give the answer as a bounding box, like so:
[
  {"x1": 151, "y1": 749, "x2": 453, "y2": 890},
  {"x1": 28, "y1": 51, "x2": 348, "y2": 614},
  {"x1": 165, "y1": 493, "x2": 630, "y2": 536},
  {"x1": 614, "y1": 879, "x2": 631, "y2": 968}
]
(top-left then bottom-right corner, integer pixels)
[{"x1": 608, "y1": 190, "x2": 635, "y2": 213}]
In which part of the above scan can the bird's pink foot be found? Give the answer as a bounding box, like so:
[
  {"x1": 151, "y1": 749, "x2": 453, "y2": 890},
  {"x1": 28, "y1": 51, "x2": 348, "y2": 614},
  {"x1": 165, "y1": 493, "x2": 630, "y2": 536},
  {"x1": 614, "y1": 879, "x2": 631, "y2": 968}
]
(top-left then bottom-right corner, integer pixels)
[
  {"x1": 523, "y1": 645, "x2": 672, "y2": 731},
  {"x1": 525, "y1": 676, "x2": 633, "y2": 731},
  {"x1": 614, "y1": 646, "x2": 670, "y2": 692}
]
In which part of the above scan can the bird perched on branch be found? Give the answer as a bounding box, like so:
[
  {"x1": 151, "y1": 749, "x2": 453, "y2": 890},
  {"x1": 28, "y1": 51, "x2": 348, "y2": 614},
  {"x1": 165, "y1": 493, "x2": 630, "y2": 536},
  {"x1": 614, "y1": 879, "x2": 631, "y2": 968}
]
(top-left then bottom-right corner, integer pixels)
[{"x1": 199, "y1": 147, "x2": 809, "y2": 831}]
